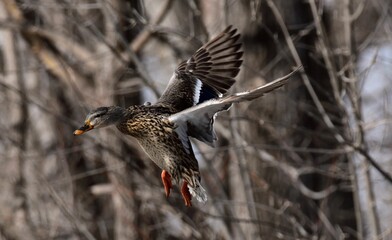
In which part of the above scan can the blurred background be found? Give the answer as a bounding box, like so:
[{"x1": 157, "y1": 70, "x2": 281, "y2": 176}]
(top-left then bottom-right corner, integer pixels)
[{"x1": 0, "y1": 0, "x2": 391, "y2": 239}]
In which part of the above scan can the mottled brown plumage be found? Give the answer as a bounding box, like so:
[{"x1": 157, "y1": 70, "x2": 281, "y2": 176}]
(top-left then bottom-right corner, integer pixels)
[
  {"x1": 74, "y1": 26, "x2": 301, "y2": 206},
  {"x1": 116, "y1": 105, "x2": 199, "y2": 182}
]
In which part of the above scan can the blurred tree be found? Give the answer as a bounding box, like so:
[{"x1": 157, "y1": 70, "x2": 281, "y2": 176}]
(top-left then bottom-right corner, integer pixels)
[{"x1": 0, "y1": 0, "x2": 391, "y2": 239}]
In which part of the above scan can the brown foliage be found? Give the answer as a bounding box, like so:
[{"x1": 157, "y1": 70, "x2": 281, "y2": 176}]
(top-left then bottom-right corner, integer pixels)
[{"x1": 0, "y1": 0, "x2": 391, "y2": 239}]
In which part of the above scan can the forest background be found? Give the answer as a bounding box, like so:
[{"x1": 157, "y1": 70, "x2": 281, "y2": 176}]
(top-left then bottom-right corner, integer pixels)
[{"x1": 0, "y1": 0, "x2": 391, "y2": 239}]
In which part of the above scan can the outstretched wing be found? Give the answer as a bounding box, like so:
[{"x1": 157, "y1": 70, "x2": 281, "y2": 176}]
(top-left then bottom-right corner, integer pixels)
[
  {"x1": 168, "y1": 67, "x2": 302, "y2": 148},
  {"x1": 156, "y1": 26, "x2": 243, "y2": 112}
]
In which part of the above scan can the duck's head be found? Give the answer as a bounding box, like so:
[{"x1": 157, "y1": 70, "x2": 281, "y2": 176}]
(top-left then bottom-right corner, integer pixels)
[{"x1": 73, "y1": 106, "x2": 126, "y2": 135}]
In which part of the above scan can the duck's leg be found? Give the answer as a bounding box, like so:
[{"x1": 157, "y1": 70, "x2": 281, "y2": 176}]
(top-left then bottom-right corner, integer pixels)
[
  {"x1": 181, "y1": 181, "x2": 192, "y2": 207},
  {"x1": 161, "y1": 170, "x2": 172, "y2": 198}
]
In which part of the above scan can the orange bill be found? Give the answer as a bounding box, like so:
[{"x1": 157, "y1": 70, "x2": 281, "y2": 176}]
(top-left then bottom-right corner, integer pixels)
[{"x1": 73, "y1": 123, "x2": 93, "y2": 135}]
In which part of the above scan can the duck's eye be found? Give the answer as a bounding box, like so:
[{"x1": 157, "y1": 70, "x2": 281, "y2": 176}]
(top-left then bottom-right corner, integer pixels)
[
  {"x1": 93, "y1": 112, "x2": 105, "y2": 118},
  {"x1": 89, "y1": 107, "x2": 109, "y2": 119}
]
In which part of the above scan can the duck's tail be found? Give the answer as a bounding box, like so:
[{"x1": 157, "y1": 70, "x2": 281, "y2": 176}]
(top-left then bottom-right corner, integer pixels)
[{"x1": 188, "y1": 178, "x2": 208, "y2": 203}]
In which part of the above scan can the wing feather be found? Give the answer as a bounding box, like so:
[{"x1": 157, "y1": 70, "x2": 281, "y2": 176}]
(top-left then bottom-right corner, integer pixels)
[
  {"x1": 157, "y1": 26, "x2": 243, "y2": 112},
  {"x1": 168, "y1": 67, "x2": 302, "y2": 146}
]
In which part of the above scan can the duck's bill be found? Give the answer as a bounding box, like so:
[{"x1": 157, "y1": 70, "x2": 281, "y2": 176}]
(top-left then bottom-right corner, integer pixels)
[{"x1": 73, "y1": 124, "x2": 93, "y2": 135}]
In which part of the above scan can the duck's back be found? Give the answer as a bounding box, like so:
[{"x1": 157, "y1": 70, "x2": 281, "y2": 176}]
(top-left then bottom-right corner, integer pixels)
[{"x1": 116, "y1": 105, "x2": 173, "y2": 137}]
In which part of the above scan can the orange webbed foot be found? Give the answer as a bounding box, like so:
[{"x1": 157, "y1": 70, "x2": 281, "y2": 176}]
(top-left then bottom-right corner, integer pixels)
[
  {"x1": 181, "y1": 181, "x2": 192, "y2": 207},
  {"x1": 161, "y1": 170, "x2": 172, "y2": 198}
]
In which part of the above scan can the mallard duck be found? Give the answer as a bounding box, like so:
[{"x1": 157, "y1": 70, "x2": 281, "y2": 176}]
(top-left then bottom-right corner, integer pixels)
[{"x1": 74, "y1": 26, "x2": 300, "y2": 206}]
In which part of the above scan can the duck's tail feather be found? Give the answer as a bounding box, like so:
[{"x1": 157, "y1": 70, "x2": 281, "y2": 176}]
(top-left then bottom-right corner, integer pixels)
[{"x1": 188, "y1": 178, "x2": 208, "y2": 203}]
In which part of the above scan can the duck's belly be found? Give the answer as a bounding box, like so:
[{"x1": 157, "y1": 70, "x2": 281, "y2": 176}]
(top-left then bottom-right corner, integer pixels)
[
  {"x1": 137, "y1": 137, "x2": 174, "y2": 172},
  {"x1": 137, "y1": 135, "x2": 200, "y2": 188}
]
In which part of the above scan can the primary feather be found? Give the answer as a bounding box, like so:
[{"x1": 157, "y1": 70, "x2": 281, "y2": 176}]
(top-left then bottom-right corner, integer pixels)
[
  {"x1": 168, "y1": 66, "x2": 302, "y2": 149},
  {"x1": 157, "y1": 26, "x2": 243, "y2": 112}
]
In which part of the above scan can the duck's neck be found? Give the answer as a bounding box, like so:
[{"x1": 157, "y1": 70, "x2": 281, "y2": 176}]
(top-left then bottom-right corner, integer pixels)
[
  {"x1": 115, "y1": 105, "x2": 153, "y2": 137},
  {"x1": 106, "y1": 106, "x2": 128, "y2": 126}
]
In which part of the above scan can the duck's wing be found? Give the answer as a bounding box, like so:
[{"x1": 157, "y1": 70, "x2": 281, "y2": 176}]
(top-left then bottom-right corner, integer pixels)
[
  {"x1": 168, "y1": 67, "x2": 302, "y2": 147},
  {"x1": 156, "y1": 26, "x2": 243, "y2": 112}
]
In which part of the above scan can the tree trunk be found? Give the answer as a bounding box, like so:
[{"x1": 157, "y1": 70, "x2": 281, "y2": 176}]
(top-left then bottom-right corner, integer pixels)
[{"x1": 0, "y1": 0, "x2": 391, "y2": 239}]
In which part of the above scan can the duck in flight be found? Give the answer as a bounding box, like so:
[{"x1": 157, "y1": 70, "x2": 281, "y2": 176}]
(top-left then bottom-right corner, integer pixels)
[{"x1": 74, "y1": 26, "x2": 300, "y2": 206}]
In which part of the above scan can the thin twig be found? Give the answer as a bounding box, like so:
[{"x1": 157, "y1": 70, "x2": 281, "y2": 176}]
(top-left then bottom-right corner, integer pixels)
[
  {"x1": 308, "y1": 0, "x2": 343, "y2": 106},
  {"x1": 266, "y1": 0, "x2": 392, "y2": 184},
  {"x1": 131, "y1": 0, "x2": 174, "y2": 52},
  {"x1": 229, "y1": 80, "x2": 260, "y2": 237},
  {"x1": 340, "y1": 1, "x2": 364, "y2": 238},
  {"x1": 265, "y1": 0, "x2": 345, "y2": 144},
  {"x1": 39, "y1": 175, "x2": 97, "y2": 240},
  {"x1": 199, "y1": 210, "x2": 310, "y2": 239},
  {"x1": 97, "y1": 0, "x2": 161, "y2": 97}
]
